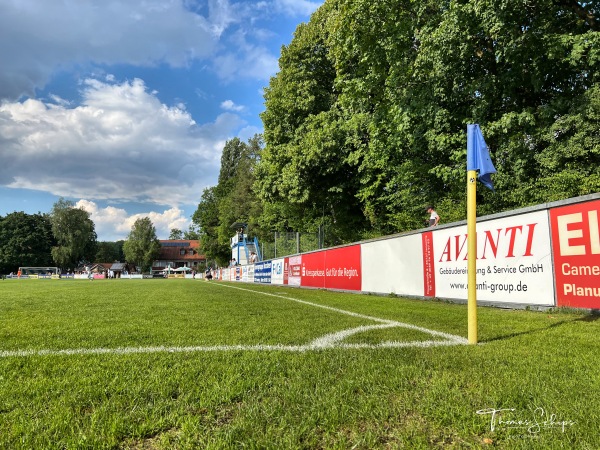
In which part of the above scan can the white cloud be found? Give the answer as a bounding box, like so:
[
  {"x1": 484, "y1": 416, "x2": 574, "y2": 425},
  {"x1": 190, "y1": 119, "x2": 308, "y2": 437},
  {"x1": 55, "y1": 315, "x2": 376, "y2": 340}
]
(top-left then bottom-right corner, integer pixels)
[
  {"x1": 238, "y1": 125, "x2": 263, "y2": 142},
  {"x1": 220, "y1": 100, "x2": 245, "y2": 112},
  {"x1": 273, "y1": 0, "x2": 322, "y2": 17},
  {"x1": 77, "y1": 199, "x2": 189, "y2": 241},
  {"x1": 207, "y1": 0, "x2": 239, "y2": 37},
  {"x1": 213, "y1": 43, "x2": 279, "y2": 82},
  {"x1": 48, "y1": 94, "x2": 71, "y2": 107},
  {"x1": 0, "y1": 0, "x2": 324, "y2": 101},
  {"x1": 0, "y1": 0, "x2": 219, "y2": 100},
  {"x1": 0, "y1": 77, "x2": 243, "y2": 207}
]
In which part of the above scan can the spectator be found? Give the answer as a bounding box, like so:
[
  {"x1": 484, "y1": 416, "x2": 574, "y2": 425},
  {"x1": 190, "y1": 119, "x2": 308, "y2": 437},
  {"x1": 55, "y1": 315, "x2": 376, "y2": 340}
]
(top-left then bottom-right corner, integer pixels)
[{"x1": 426, "y1": 205, "x2": 440, "y2": 227}]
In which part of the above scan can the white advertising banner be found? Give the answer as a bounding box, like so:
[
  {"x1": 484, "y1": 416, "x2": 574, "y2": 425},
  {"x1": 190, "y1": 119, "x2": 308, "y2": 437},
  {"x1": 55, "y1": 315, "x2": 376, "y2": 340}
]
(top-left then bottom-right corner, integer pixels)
[
  {"x1": 431, "y1": 210, "x2": 555, "y2": 305},
  {"x1": 361, "y1": 235, "x2": 424, "y2": 296},
  {"x1": 271, "y1": 258, "x2": 286, "y2": 285},
  {"x1": 288, "y1": 255, "x2": 302, "y2": 286}
]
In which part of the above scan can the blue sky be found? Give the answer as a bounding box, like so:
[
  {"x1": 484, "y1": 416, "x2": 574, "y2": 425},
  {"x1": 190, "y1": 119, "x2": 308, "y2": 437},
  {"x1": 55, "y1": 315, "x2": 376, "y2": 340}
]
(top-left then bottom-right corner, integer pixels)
[{"x1": 0, "y1": 0, "x2": 322, "y2": 241}]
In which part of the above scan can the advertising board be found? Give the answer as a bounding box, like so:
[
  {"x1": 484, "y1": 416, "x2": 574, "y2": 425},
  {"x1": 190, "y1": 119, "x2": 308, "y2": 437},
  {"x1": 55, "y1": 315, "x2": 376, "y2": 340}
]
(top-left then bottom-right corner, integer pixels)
[
  {"x1": 361, "y1": 235, "x2": 425, "y2": 296},
  {"x1": 550, "y1": 199, "x2": 600, "y2": 308},
  {"x1": 254, "y1": 260, "x2": 272, "y2": 284},
  {"x1": 429, "y1": 210, "x2": 555, "y2": 305},
  {"x1": 271, "y1": 258, "x2": 287, "y2": 285},
  {"x1": 301, "y1": 245, "x2": 361, "y2": 291},
  {"x1": 287, "y1": 255, "x2": 302, "y2": 286}
]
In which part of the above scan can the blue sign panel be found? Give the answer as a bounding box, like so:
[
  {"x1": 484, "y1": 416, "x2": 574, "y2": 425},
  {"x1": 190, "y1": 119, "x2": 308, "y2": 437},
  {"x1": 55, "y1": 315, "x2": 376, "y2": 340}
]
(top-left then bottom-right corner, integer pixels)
[{"x1": 254, "y1": 260, "x2": 272, "y2": 284}]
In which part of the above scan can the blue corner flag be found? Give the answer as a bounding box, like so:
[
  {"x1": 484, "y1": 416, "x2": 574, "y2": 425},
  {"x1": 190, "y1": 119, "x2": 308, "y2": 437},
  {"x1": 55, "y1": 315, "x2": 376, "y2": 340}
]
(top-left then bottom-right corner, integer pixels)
[{"x1": 467, "y1": 124, "x2": 496, "y2": 191}]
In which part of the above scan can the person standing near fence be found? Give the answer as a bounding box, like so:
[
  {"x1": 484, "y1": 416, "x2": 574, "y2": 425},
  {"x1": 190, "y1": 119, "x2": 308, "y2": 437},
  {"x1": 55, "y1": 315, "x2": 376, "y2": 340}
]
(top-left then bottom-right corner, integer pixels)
[{"x1": 426, "y1": 206, "x2": 440, "y2": 227}]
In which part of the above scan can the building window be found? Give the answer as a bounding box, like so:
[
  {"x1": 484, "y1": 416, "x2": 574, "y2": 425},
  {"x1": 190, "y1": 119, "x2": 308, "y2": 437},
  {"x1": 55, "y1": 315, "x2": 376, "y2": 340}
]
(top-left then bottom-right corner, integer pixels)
[
  {"x1": 188, "y1": 249, "x2": 194, "y2": 255},
  {"x1": 180, "y1": 249, "x2": 186, "y2": 255}
]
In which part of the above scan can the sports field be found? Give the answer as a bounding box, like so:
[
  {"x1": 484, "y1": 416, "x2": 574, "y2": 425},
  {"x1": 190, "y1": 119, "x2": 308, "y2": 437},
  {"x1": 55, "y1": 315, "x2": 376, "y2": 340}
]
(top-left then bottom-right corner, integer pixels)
[{"x1": 0, "y1": 279, "x2": 598, "y2": 449}]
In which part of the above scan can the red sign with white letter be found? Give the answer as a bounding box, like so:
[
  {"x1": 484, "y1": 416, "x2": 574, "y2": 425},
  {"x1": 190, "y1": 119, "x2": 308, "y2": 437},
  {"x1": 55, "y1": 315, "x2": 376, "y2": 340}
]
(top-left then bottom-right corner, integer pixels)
[
  {"x1": 301, "y1": 245, "x2": 361, "y2": 291},
  {"x1": 550, "y1": 199, "x2": 600, "y2": 308}
]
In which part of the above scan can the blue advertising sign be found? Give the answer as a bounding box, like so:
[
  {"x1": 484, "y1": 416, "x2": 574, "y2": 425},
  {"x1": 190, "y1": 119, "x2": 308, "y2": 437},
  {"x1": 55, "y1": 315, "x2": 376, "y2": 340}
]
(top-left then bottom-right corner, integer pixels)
[{"x1": 254, "y1": 260, "x2": 272, "y2": 284}]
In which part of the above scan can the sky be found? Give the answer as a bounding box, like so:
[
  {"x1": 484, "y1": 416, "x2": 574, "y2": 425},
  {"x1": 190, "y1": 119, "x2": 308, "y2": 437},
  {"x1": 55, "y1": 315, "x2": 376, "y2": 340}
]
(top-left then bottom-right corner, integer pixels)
[{"x1": 0, "y1": 0, "x2": 323, "y2": 241}]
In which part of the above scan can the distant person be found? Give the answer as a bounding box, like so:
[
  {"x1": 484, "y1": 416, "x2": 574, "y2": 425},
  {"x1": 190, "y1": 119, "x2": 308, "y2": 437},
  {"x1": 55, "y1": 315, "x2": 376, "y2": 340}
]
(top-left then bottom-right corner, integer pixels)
[
  {"x1": 205, "y1": 267, "x2": 213, "y2": 281},
  {"x1": 426, "y1": 206, "x2": 440, "y2": 227},
  {"x1": 249, "y1": 252, "x2": 257, "y2": 263}
]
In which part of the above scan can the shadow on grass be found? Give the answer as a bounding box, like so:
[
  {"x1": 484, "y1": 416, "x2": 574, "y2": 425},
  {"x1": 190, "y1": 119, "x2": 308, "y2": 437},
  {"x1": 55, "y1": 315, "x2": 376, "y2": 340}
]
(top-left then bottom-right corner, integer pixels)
[
  {"x1": 481, "y1": 311, "x2": 599, "y2": 343},
  {"x1": 577, "y1": 310, "x2": 600, "y2": 322}
]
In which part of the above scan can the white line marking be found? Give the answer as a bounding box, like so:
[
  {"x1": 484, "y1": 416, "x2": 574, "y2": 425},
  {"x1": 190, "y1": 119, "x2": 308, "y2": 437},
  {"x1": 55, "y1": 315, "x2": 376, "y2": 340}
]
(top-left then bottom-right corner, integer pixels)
[
  {"x1": 0, "y1": 282, "x2": 467, "y2": 358},
  {"x1": 213, "y1": 283, "x2": 468, "y2": 344},
  {"x1": 0, "y1": 340, "x2": 462, "y2": 358}
]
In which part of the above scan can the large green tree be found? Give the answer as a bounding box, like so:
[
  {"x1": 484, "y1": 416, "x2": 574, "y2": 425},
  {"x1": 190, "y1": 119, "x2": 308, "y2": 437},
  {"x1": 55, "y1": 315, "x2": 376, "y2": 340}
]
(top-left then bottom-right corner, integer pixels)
[
  {"x1": 122, "y1": 217, "x2": 161, "y2": 273},
  {"x1": 0, "y1": 212, "x2": 55, "y2": 274},
  {"x1": 193, "y1": 186, "x2": 229, "y2": 265},
  {"x1": 257, "y1": 0, "x2": 599, "y2": 237},
  {"x1": 49, "y1": 198, "x2": 97, "y2": 270},
  {"x1": 192, "y1": 135, "x2": 264, "y2": 266},
  {"x1": 257, "y1": 4, "x2": 372, "y2": 244}
]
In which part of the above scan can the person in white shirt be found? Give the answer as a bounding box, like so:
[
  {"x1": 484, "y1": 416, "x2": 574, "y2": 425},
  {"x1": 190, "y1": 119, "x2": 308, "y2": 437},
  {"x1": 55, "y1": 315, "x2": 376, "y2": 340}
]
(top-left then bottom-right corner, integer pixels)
[{"x1": 426, "y1": 206, "x2": 440, "y2": 227}]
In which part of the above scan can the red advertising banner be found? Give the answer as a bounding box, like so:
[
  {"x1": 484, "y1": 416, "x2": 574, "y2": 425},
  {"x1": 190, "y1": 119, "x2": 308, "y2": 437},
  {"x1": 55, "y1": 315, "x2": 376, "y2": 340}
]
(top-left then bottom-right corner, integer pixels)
[
  {"x1": 301, "y1": 245, "x2": 362, "y2": 291},
  {"x1": 301, "y1": 251, "x2": 325, "y2": 288},
  {"x1": 422, "y1": 232, "x2": 436, "y2": 297},
  {"x1": 550, "y1": 199, "x2": 600, "y2": 308}
]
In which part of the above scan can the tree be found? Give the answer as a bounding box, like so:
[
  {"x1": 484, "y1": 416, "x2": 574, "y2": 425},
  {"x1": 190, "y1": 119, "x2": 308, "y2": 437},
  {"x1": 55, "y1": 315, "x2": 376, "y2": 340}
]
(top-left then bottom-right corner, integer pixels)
[
  {"x1": 192, "y1": 135, "x2": 265, "y2": 266},
  {"x1": 257, "y1": 0, "x2": 599, "y2": 237},
  {"x1": 183, "y1": 225, "x2": 201, "y2": 240},
  {"x1": 0, "y1": 212, "x2": 55, "y2": 274},
  {"x1": 192, "y1": 186, "x2": 231, "y2": 266},
  {"x1": 49, "y1": 198, "x2": 97, "y2": 270},
  {"x1": 95, "y1": 241, "x2": 124, "y2": 262},
  {"x1": 169, "y1": 228, "x2": 183, "y2": 240},
  {"x1": 122, "y1": 217, "x2": 161, "y2": 273},
  {"x1": 257, "y1": 5, "x2": 368, "y2": 244}
]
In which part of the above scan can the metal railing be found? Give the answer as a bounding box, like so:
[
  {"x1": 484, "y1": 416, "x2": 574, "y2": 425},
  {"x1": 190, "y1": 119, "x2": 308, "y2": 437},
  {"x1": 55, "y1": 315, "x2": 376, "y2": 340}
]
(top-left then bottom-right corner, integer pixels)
[{"x1": 259, "y1": 232, "x2": 321, "y2": 260}]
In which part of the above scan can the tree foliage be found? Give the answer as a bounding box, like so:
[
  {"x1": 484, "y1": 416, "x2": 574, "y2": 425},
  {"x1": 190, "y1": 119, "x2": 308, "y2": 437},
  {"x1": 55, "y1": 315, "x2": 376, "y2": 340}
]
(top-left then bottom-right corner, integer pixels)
[
  {"x1": 256, "y1": 0, "x2": 599, "y2": 236},
  {"x1": 183, "y1": 225, "x2": 201, "y2": 240},
  {"x1": 122, "y1": 217, "x2": 161, "y2": 273},
  {"x1": 49, "y1": 198, "x2": 97, "y2": 270},
  {"x1": 192, "y1": 135, "x2": 263, "y2": 266},
  {"x1": 0, "y1": 212, "x2": 55, "y2": 274},
  {"x1": 95, "y1": 241, "x2": 124, "y2": 263},
  {"x1": 169, "y1": 228, "x2": 184, "y2": 240}
]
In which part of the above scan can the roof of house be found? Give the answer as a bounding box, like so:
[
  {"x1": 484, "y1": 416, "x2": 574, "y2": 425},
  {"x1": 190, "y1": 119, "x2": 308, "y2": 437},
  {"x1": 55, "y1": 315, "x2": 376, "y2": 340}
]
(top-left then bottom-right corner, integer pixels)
[{"x1": 157, "y1": 240, "x2": 205, "y2": 261}]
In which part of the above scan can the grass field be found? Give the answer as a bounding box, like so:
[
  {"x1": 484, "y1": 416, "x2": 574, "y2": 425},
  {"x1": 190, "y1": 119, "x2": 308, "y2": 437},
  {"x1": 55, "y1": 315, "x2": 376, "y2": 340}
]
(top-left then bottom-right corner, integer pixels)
[{"x1": 0, "y1": 279, "x2": 598, "y2": 449}]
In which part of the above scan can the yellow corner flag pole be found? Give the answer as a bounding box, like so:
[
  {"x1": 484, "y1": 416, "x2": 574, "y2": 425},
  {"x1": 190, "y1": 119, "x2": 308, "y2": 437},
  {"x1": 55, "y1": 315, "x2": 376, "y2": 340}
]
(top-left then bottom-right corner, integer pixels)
[
  {"x1": 466, "y1": 123, "x2": 495, "y2": 345},
  {"x1": 467, "y1": 170, "x2": 478, "y2": 344}
]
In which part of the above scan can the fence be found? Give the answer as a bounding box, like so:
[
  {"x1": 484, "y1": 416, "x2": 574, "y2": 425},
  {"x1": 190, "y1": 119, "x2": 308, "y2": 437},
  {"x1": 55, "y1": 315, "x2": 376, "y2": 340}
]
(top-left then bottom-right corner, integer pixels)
[{"x1": 260, "y1": 232, "x2": 321, "y2": 260}]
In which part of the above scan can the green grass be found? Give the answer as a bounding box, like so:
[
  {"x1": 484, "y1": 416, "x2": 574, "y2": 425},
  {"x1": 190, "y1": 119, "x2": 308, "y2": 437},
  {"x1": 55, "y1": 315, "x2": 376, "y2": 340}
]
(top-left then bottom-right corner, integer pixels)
[{"x1": 0, "y1": 279, "x2": 598, "y2": 449}]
